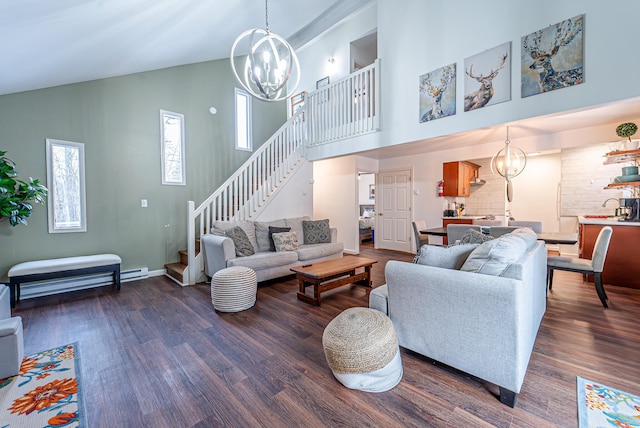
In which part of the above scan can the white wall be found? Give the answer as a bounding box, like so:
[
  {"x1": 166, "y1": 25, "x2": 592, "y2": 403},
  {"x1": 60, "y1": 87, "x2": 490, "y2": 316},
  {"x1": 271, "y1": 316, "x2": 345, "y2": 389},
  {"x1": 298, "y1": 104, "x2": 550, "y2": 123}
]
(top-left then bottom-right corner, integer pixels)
[
  {"x1": 375, "y1": 0, "x2": 640, "y2": 153},
  {"x1": 313, "y1": 156, "x2": 359, "y2": 253},
  {"x1": 294, "y1": 3, "x2": 377, "y2": 98},
  {"x1": 256, "y1": 161, "x2": 314, "y2": 221}
]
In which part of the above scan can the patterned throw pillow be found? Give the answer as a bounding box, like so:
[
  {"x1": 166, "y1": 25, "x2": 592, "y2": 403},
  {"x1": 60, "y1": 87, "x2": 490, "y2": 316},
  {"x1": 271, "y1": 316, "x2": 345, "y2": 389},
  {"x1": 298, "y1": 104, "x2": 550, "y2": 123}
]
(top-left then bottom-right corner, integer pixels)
[
  {"x1": 225, "y1": 226, "x2": 255, "y2": 257},
  {"x1": 272, "y1": 231, "x2": 300, "y2": 252},
  {"x1": 302, "y1": 219, "x2": 331, "y2": 244},
  {"x1": 268, "y1": 226, "x2": 291, "y2": 251},
  {"x1": 459, "y1": 229, "x2": 494, "y2": 245}
]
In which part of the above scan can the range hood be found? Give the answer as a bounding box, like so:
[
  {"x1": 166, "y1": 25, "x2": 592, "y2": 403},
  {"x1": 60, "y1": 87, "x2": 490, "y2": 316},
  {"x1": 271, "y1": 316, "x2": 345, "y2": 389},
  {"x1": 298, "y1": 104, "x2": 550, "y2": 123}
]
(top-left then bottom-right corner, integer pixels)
[{"x1": 470, "y1": 178, "x2": 486, "y2": 186}]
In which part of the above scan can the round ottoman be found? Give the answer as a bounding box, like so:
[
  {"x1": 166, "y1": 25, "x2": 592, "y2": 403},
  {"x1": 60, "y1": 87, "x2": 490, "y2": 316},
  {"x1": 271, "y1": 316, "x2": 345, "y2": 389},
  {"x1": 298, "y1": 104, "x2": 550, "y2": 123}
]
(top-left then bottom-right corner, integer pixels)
[
  {"x1": 211, "y1": 266, "x2": 257, "y2": 312},
  {"x1": 322, "y1": 307, "x2": 402, "y2": 392}
]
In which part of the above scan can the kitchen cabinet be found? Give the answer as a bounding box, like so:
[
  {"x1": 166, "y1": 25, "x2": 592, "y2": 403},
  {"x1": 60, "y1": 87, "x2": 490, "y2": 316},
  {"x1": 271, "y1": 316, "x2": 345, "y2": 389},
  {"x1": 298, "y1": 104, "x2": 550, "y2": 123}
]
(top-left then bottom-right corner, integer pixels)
[
  {"x1": 443, "y1": 161, "x2": 480, "y2": 197},
  {"x1": 579, "y1": 220, "x2": 640, "y2": 289}
]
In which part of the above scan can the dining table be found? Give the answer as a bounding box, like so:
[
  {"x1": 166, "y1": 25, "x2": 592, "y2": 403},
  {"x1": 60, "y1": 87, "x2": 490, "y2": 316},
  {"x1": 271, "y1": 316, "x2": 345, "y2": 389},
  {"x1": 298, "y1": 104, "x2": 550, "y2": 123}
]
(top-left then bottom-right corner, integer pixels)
[{"x1": 420, "y1": 227, "x2": 578, "y2": 245}]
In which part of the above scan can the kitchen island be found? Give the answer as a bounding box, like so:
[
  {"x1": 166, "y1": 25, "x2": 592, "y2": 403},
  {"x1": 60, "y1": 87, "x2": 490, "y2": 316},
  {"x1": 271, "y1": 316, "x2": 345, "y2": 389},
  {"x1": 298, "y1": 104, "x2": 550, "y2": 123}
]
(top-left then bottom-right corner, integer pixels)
[{"x1": 578, "y1": 216, "x2": 640, "y2": 289}]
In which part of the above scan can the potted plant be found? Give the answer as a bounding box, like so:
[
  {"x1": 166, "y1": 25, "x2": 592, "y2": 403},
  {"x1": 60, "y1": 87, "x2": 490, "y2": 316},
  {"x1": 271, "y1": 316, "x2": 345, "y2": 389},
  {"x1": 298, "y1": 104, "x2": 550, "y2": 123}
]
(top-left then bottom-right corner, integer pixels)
[
  {"x1": 616, "y1": 122, "x2": 638, "y2": 151},
  {"x1": 0, "y1": 150, "x2": 48, "y2": 226}
]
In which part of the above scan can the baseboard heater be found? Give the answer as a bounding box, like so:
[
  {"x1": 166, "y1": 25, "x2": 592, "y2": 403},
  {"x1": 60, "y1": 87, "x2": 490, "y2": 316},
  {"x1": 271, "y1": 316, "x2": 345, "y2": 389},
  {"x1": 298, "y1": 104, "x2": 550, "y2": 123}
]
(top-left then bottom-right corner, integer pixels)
[{"x1": 18, "y1": 267, "x2": 149, "y2": 300}]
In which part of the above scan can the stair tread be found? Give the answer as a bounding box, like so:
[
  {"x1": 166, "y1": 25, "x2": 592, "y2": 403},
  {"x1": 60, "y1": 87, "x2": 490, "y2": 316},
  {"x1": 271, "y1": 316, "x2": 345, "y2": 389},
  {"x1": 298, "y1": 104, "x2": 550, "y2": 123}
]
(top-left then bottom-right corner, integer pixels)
[{"x1": 165, "y1": 262, "x2": 186, "y2": 274}]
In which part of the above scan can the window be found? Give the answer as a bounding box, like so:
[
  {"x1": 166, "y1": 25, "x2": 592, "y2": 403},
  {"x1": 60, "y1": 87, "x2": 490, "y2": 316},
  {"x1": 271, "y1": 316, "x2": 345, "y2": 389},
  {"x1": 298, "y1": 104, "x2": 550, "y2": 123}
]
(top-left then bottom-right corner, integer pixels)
[
  {"x1": 235, "y1": 88, "x2": 252, "y2": 151},
  {"x1": 160, "y1": 110, "x2": 186, "y2": 185},
  {"x1": 46, "y1": 139, "x2": 87, "y2": 233}
]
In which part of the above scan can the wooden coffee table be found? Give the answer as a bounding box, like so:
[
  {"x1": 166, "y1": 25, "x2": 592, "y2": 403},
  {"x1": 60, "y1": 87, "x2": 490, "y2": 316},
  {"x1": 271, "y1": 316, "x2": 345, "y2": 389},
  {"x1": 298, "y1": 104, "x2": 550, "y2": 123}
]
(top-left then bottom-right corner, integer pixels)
[{"x1": 291, "y1": 256, "x2": 378, "y2": 306}]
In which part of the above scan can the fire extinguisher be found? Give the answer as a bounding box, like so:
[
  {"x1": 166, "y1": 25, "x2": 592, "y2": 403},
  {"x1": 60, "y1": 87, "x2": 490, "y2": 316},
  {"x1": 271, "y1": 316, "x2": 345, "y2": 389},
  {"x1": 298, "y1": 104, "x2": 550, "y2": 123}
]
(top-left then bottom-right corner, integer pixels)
[{"x1": 437, "y1": 180, "x2": 444, "y2": 197}]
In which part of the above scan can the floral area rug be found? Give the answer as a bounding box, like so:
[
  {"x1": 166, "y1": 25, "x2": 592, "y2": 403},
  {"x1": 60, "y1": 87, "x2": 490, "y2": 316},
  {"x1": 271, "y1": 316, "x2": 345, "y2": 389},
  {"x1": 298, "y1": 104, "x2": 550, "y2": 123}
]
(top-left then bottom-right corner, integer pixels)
[
  {"x1": 577, "y1": 376, "x2": 640, "y2": 427},
  {"x1": 0, "y1": 343, "x2": 85, "y2": 428}
]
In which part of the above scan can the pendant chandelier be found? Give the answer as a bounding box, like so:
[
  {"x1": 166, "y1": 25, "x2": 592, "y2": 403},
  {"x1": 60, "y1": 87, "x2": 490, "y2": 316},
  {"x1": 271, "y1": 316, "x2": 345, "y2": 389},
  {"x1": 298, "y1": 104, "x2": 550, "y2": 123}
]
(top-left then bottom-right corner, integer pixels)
[
  {"x1": 230, "y1": 0, "x2": 300, "y2": 102},
  {"x1": 490, "y1": 126, "x2": 527, "y2": 180},
  {"x1": 490, "y1": 126, "x2": 527, "y2": 202}
]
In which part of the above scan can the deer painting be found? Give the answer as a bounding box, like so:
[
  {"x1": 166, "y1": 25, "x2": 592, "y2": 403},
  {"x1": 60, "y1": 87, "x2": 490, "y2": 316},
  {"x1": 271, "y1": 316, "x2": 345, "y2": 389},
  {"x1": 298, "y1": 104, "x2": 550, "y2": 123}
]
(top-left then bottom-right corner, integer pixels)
[
  {"x1": 464, "y1": 51, "x2": 509, "y2": 112},
  {"x1": 419, "y1": 64, "x2": 456, "y2": 123},
  {"x1": 522, "y1": 15, "x2": 584, "y2": 97}
]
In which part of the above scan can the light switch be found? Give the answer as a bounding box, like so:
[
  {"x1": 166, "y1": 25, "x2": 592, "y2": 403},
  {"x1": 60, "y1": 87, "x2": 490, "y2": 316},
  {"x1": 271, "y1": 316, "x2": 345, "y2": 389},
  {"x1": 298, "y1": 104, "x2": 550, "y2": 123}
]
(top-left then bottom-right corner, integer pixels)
[{"x1": 141, "y1": 199, "x2": 148, "y2": 208}]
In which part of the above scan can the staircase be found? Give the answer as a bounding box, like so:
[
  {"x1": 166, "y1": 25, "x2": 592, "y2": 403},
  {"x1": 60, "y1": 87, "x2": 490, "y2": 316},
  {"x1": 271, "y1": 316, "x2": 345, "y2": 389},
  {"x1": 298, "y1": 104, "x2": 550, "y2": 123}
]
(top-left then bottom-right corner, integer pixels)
[{"x1": 167, "y1": 59, "x2": 381, "y2": 285}]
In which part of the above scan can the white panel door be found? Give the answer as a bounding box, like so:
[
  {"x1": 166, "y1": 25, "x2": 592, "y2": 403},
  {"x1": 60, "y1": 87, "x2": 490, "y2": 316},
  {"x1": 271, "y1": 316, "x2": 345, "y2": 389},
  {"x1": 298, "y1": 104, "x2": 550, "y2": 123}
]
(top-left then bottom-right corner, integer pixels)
[{"x1": 377, "y1": 169, "x2": 412, "y2": 252}]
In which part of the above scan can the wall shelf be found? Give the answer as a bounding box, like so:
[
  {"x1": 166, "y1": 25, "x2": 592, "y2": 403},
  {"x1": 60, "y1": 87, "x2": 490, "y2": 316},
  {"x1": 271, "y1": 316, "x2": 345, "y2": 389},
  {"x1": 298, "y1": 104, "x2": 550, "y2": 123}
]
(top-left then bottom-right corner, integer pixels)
[{"x1": 603, "y1": 149, "x2": 640, "y2": 165}]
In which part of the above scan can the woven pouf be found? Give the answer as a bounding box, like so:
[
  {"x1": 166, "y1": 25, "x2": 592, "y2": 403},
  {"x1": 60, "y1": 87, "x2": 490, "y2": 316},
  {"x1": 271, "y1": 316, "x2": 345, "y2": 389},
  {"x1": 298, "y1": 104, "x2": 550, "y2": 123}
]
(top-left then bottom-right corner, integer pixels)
[
  {"x1": 211, "y1": 266, "x2": 257, "y2": 312},
  {"x1": 322, "y1": 307, "x2": 402, "y2": 392}
]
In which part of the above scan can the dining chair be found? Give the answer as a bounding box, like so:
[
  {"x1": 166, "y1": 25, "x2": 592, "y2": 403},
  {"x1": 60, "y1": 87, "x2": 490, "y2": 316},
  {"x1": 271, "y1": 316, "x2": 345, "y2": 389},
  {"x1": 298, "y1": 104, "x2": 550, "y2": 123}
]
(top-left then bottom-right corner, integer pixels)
[
  {"x1": 546, "y1": 226, "x2": 613, "y2": 308},
  {"x1": 473, "y1": 219, "x2": 502, "y2": 227},
  {"x1": 412, "y1": 220, "x2": 430, "y2": 252},
  {"x1": 508, "y1": 220, "x2": 543, "y2": 233},
  {"x1": 446, "y1": 224, "x2": 482, "y2": 245}
]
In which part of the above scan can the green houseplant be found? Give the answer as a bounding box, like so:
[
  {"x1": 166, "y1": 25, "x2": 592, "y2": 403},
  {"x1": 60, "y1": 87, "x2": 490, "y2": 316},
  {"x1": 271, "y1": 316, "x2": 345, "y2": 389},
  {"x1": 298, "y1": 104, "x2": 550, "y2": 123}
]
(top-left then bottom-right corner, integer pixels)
[
  {"x1": 0, "y1": 150, "x2": 48, "y2": 226},
  {"x1": 616, "y1": 122, "x2": 638, "y2": 142}
]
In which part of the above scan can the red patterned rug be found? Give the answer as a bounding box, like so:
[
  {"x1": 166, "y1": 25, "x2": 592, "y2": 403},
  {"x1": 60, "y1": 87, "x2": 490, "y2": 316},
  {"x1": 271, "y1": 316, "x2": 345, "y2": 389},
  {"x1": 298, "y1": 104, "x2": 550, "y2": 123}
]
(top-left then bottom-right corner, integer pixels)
[{"x1": 0, "y1": 343, "x2": 85, "y2": 428}]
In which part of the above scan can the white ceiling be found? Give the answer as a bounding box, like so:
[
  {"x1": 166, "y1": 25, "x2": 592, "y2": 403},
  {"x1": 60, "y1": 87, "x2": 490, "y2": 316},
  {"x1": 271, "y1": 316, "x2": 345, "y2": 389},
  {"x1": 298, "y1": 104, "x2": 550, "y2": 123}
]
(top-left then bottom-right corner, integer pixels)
[
  {"x1": 2, "y1": 0, "x2": 639, "y2": 155},
  {"x1": 0, "y1": 0, "x2": 365, "y2": 96}
]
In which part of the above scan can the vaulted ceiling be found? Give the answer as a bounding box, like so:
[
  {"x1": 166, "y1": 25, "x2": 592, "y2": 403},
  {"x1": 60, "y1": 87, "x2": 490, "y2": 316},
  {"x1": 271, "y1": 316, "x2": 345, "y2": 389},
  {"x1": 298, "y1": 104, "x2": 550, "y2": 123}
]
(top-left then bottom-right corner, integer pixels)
[{"x1": 0, "y1": 0, "x2": 368, "y2": 96}]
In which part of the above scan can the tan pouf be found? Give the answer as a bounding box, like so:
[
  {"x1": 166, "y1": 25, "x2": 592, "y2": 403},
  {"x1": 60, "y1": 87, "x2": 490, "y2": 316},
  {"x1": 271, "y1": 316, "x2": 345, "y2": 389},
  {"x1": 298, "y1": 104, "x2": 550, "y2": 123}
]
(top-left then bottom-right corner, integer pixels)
[
  {"x1": 211, "y1": 266, "x2": 257, "y2": 312},
  {"x1": 322, "y1": 307, "x2": 402, "y2": 392}
]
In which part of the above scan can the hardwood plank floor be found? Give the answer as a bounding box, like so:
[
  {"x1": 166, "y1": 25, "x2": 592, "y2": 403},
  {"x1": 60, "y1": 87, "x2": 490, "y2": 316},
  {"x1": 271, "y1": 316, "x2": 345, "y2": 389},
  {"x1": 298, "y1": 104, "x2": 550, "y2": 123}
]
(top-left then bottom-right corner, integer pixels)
[{"x1": 10, "y1": 243, "x2": 640, "y2": 427}]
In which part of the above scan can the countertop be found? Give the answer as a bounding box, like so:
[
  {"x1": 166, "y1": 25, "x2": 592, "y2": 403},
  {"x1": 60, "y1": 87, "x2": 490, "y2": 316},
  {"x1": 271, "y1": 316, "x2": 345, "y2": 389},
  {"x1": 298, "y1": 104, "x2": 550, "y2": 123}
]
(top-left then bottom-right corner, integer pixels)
[
  {"x1": 442, "y1": 216, "x2": 486, "y2": 220},
  {"x1": 578, "y1": 216, "x2": 640, "y2": 226}
]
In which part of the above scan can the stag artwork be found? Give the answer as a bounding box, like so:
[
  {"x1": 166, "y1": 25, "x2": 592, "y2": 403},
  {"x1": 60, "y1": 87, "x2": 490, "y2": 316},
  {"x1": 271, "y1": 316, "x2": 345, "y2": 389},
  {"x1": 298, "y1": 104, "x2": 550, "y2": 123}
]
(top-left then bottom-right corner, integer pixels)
[
  {"x1": 521, "y1": 15, "x2": 584, "y2": 97},
  {"x1": 464, "y1": 44, "x2": 510, "y2": 112},
  {"x1": 419, "y1": 64, "x2": 456, "y2": 123}
]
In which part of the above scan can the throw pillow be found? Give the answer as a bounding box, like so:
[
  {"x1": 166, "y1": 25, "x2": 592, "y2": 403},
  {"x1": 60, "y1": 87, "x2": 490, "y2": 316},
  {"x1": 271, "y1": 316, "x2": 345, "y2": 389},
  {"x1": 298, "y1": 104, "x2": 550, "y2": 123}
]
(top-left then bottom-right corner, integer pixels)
[
  {"x1": 460, "y1": 232, "x2": 530, "y2": 276},
  {"x1": 212, "y1": 220, "x2": 259, "y2": 252},
  {"x1": 268, "y1": 226, "x2": 291, "y2": 251},
  {"x1": 302, "y1": 219, "x2": 331, "y2": 244},
  {"x1": 254, "y1": 220, "x2": 286, "y2": 252},
  {"x1": 459, "y1": 229, "x2": 494, "y2": 245},
  {"x1": 225, "y1": 226, "x2": 255, "y2": 257},
  {"x1": 285, "y1": 216, "x2": 310, "y2": 242},
  {"x1": 414, "y1": 244, "x2": 479, "y2": 270},
  {"x1": 272, "y1": 231, "x2": 300, "y2": 252}
]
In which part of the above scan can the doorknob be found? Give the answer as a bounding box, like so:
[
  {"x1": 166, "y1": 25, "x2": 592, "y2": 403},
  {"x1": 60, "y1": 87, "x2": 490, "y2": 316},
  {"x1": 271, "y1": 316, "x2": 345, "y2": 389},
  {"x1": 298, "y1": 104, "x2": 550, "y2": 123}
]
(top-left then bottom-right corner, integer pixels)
[{"x1": 378, "y1": 213, "x2": 383, "y2": 216}]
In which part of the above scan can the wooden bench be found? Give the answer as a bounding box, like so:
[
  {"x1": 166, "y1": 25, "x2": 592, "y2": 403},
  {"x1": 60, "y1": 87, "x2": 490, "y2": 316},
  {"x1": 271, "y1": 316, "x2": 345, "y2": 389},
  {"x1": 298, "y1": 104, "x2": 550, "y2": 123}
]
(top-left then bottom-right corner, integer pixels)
[{"x1": 7, "y1": 254, "x2": 122, "y2": 308}]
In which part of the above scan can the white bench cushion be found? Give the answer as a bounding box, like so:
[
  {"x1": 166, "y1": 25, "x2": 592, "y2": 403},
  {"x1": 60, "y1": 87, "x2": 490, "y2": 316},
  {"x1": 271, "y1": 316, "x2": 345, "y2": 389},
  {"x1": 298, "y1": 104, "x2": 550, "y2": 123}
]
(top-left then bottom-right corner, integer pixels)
[{"x1": 8, "y1": 254, "x2": 122, "y2": 277}]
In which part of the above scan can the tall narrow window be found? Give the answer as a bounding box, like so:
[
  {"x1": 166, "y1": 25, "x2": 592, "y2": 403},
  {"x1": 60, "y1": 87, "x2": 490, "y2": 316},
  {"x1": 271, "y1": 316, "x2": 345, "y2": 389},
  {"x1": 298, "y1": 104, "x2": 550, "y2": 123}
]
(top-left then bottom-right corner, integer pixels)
[
  {"x1": 46, "y1": 139, "x2": 87, "y2": 233},
  {"x1": 235, "y1": 88, "x2": 252, "y2": 151},
  {"x1": 161, "y1": 110, "x2": 186, "y2": 185}
]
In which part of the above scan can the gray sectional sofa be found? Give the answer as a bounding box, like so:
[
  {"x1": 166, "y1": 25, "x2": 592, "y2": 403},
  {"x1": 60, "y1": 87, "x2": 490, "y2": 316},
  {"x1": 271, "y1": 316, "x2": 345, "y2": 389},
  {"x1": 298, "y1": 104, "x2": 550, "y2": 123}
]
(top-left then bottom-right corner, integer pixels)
[
  {"x1": 369, "y1": 227, "x2": 547, "y2": 407},
  {"x1": 201, "y1": 216, "x2": 344, "y2": 282}
]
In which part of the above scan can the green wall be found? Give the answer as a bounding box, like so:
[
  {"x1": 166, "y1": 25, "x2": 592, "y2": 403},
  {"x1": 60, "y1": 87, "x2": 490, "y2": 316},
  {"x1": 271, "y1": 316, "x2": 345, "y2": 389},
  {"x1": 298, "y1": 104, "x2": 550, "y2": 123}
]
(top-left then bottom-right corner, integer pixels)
[{"x1": 0, "y1": 58, "x2": 286, "y2": 276}]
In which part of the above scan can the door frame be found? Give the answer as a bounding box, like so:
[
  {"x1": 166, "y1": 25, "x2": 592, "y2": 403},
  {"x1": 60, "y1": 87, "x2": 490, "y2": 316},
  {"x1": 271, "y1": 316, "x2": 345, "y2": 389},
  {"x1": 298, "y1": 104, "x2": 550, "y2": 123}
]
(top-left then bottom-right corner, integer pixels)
[{"x1": 376, "y1": 167, "x2": 413, "y2": 253}]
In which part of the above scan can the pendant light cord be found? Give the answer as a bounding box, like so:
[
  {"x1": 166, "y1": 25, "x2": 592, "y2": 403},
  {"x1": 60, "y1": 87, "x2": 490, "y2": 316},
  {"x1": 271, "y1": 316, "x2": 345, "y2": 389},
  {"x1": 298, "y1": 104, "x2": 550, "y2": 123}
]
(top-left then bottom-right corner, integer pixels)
[{"x1": 265, "y1": 0, "x2": 269, "y2": 33}]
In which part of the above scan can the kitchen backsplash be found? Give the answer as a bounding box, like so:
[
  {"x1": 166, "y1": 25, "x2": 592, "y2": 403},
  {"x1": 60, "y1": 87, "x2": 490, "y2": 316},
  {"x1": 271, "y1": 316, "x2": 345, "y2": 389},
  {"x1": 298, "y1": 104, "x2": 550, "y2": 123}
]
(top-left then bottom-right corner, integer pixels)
[
  {"x1": 462, "y1": 157, "x2": 505, "y2": 215},
  {"x1": 460, "y1": 142, "x2": 628, "y2": 218}
]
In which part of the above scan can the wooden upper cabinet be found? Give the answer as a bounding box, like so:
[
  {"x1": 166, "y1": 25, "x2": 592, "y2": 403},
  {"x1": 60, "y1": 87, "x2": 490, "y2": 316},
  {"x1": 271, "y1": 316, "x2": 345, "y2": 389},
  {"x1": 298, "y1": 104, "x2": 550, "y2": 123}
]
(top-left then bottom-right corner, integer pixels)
[{"x1": 443, "y1": 161, "x2": 480, "y2": 197}]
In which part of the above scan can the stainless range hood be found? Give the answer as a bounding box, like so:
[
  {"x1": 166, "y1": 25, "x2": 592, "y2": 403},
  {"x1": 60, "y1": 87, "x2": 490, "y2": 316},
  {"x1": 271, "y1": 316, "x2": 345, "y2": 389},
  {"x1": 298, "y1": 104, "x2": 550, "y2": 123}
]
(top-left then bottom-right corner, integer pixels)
[{"x1": 470, "y1": 178, "x2": 486, "y2": 186}]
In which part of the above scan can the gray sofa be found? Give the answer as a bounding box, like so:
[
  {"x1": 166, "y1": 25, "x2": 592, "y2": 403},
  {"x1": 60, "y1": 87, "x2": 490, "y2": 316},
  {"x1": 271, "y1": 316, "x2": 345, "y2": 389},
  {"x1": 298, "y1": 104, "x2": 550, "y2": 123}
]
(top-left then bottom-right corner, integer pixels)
[
  {"x1": 201, "y1": 217, "x2": 344, "y2": 282},
  {"x1": 369, "y1": 228, "x2": 547, "y2": 407}
]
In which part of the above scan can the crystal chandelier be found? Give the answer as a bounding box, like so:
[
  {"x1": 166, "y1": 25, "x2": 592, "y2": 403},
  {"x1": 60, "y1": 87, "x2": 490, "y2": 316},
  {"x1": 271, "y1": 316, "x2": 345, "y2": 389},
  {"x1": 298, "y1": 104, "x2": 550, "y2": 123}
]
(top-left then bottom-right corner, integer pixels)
[{"x1": 230, "y1": 0, "x2": 300, "y2": 102}]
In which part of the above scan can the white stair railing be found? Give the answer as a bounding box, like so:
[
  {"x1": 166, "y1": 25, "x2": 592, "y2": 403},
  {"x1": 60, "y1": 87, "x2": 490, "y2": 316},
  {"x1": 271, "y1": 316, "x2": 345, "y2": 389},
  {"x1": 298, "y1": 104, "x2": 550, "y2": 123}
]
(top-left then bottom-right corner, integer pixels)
[
  {"x1": 306, "y1": 58, "x2": 380, "y2": 146},
  {"x1": 185, "y1": 111, "x2": 306, "y2": 285},
  {"x1": 183, "y1": 59, "x2": 381, "y2": 285}
]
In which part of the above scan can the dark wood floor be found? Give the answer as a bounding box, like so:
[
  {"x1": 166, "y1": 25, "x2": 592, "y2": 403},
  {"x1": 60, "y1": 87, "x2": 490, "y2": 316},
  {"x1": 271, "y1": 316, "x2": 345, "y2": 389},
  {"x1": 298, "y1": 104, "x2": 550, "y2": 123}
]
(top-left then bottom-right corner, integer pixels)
[{"x1": 11, "y1": 243, "x2": 640, "y2": 427}]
